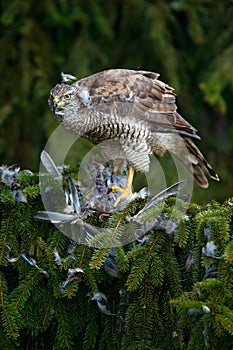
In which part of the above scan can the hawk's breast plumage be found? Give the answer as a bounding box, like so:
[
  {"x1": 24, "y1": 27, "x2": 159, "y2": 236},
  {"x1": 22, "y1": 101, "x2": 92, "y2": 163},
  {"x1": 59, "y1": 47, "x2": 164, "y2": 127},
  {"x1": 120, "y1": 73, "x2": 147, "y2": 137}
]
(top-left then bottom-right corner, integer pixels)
[{"x1": 49, "y1": 69, "x2": 219, "y2": 188}]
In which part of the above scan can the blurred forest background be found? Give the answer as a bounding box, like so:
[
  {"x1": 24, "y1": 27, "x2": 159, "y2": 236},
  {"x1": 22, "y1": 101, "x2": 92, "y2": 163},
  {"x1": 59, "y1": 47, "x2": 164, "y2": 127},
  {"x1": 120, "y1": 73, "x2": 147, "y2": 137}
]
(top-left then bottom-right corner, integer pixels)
[{"x1": 0, "y1": 0, "x2": 232, "y2": 203}]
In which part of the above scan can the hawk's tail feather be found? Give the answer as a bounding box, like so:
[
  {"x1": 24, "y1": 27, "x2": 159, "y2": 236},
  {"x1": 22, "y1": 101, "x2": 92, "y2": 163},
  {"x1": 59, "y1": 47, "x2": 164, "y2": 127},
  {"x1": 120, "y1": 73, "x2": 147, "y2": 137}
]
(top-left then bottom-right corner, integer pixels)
[{"x1": 183, "y1": 139, "x2": 219, "y2": 188}]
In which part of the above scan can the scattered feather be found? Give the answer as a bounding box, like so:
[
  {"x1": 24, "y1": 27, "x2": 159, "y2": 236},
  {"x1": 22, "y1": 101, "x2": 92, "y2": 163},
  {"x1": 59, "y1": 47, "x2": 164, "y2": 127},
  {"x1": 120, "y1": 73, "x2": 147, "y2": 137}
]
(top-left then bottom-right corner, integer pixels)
[
  {"x1": 34, "y1": 211, "x2": 76, "y2": 223},
  {"x1": 131, "y1": 180, "x2": 186, "y2": 222},
  {"x1": 40, "y1": 151, "x2": 62, "y2": 180},
  {"x1": 21, "y1": 254, "x2": 49, "y2": 277},
  {"x1": 117, "y1": 311, "x2": 125, "y2": 331},
  {"x1": 0, "y1": 165, "x2": 27, "y2": 203},
  {"x1": 91, "y1": 292, "x2": 114, "y2": 315},
  {"x1": 61, "y1": 72, "x2": 77, "y2": 83},
  {"x1": 185, "y1": 251, "x2": 195, "y2": 271},
  {"x1": 202, "y1": 305, "x2": 211, "y2": 313},
  {"x1": 60, "y1": 267, "x2": 84, "y2": 293},
  {"x1": 104, "y1": 249, "x2": 120, "y2": 278},
  {"x1": 53, "y1": 248, "x2": 62, "y2": 265},
  {"x1": 202, "y1": 241, "x2": 223, "y2": 259},
  {"x1": 67, "y1": 177, "x2": 81, "y2": 215}
]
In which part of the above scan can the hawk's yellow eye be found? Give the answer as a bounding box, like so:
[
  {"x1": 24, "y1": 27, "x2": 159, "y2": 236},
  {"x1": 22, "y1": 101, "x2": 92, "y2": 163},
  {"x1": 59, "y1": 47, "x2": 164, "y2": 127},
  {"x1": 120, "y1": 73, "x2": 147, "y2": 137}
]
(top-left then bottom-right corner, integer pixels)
[{"x1": 64, "y1": 94, "x2": 71, "y2": 100}]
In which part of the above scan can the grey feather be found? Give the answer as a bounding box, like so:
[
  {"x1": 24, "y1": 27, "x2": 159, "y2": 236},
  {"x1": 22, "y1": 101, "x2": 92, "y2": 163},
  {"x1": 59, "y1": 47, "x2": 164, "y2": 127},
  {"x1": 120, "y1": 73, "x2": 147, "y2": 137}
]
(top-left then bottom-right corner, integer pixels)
[
  {"x1": 61, "y1": 72, "x2": 77, "y2": 83},
  {"x1": 40, "y1": 151, "x2": 62, "y2": 180},
  {"x1": 131, "y1": 180, "x2": 187, "y2": 222},
  {"x1": 67, "y1": 177, "x2": 81, "y2": 215},
  {"x1": 34, "y1": 211, "x2": 75, "y2": 223}
]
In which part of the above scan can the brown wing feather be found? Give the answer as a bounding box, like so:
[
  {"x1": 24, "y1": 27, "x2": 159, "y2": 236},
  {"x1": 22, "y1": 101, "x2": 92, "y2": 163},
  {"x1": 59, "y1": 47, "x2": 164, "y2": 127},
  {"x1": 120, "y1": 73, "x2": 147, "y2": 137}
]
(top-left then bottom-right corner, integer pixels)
[
  {"x1": 181, "y1": 139, "x2": 219, "y2": 187},
  {"x1": 74, "y1": 69, "x2": 199, "y2": 139}
]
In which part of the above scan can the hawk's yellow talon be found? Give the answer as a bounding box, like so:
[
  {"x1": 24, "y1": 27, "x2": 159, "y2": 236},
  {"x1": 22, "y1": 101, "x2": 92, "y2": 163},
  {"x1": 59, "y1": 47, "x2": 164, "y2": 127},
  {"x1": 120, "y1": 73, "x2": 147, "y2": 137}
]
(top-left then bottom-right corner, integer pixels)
[
  {"x1": 112, "y1": 167, "x2": 135, "y2": 207},
  {"x1": 112, "y1": 186, "x2": 132, "y2": 207}
]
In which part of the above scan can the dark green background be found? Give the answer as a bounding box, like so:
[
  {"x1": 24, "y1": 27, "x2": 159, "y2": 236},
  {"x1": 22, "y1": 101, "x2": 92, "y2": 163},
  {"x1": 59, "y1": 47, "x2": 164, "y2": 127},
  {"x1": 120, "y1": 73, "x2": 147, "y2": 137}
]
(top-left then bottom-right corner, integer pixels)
[{"x1": 0, "y1": 0, "x2": 232, "y2": 202}]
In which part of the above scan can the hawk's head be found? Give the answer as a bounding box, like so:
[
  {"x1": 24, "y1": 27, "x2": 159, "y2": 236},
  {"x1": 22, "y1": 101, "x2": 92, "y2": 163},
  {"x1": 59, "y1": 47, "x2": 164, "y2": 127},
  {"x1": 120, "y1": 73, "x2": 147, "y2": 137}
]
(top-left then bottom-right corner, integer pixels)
[
  {"x1": 48, "y1": 83, "x2": 95, "y2": 124},
  {"x1": 48, "y1": 84, "x2": 79, "y2": 122}
]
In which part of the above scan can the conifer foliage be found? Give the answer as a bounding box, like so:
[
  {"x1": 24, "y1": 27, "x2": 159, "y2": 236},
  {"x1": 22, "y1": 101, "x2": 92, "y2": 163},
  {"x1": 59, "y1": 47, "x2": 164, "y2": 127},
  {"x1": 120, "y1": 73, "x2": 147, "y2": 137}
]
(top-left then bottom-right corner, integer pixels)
[{"x1": 0, "y1": 166, "x2": 232, "y2": 350}]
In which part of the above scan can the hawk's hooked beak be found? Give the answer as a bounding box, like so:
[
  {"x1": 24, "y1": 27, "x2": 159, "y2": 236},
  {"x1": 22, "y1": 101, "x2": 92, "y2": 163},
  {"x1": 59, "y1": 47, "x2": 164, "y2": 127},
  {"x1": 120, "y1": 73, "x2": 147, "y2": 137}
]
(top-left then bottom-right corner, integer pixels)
[{"x1": 52, "y1": 96, "x2": 65, "y2": 112}]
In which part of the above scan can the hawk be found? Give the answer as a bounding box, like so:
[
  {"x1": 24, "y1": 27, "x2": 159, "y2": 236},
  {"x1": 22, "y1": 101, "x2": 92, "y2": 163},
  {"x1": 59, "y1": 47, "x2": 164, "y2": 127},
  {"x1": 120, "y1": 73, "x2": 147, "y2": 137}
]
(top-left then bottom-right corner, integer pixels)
[{"x1": 48, "y1": 69, "x2": 219, "y2": 206}]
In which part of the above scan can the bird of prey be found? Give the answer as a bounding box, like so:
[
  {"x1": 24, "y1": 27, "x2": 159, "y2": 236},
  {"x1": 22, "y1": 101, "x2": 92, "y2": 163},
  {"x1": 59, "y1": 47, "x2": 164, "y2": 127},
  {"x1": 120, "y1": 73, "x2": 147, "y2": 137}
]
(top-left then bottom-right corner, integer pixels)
[{"x1": 48, "y1": 69, "x2": 219, "y2": 206}]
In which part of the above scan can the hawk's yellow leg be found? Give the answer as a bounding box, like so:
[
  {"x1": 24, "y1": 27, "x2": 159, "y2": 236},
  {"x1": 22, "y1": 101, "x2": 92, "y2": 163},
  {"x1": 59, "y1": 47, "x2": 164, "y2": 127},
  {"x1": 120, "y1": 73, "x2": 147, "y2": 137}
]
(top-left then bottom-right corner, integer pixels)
[{"x1": 112, "y1": 167, "x2": 135, "y2": 207}]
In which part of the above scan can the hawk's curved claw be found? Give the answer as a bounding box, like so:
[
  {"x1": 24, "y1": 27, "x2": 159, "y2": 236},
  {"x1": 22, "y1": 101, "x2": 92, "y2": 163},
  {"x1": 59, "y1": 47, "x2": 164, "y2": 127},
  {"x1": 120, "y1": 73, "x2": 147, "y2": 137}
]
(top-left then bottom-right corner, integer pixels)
[
  {"x1": 112, "y1": 167, "x2": 135, "y2": 207},
  {"x1": 112, "y1": 185, "x2": 133, "y2": 207}
]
